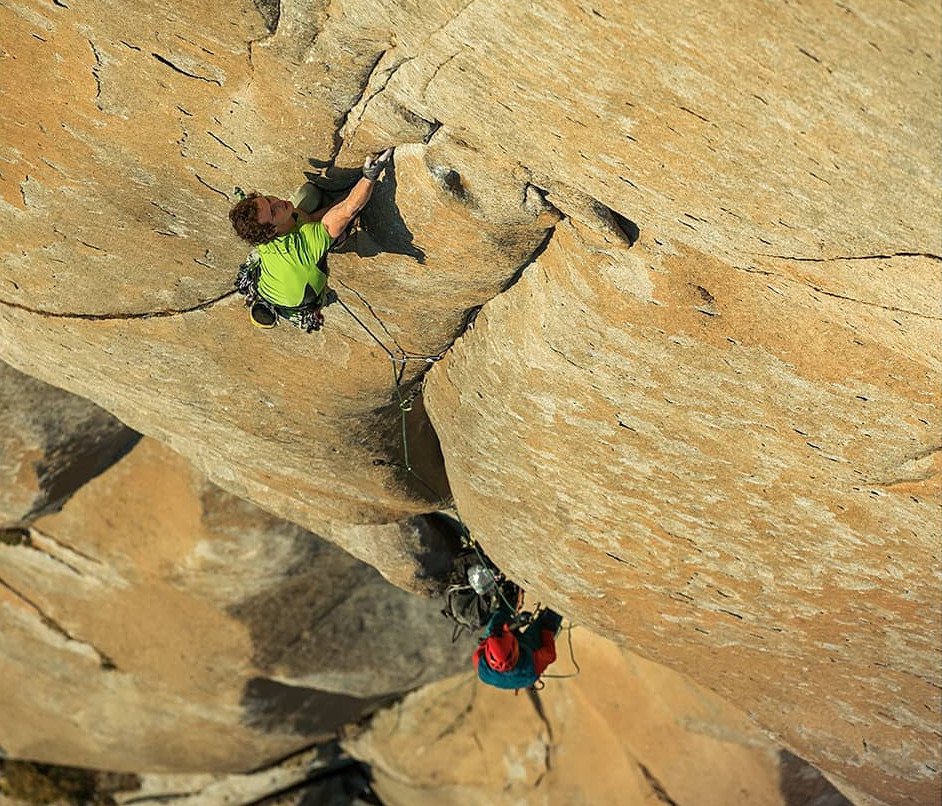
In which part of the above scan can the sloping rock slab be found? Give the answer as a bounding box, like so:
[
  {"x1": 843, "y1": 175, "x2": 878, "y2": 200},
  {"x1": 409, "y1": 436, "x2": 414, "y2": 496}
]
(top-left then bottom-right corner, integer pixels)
[
  {"x1": 424, "y1": 221, "x2": 941, "y2": 805},
  {"x1": 0, "y1": 360, "x2": 139, "y2": 528},
  {"x1": 0, "y1": 437, "x2": 472, "y2": 773},
  {"x1": 344, "y1": 628, "x2": 852, "y2": 806}
]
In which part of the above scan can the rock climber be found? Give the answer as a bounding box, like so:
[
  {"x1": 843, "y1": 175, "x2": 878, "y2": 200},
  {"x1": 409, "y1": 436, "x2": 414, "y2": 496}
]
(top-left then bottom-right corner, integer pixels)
[
  {"x1": 227, "y1": 149, "x2": 392, "y2": 322},
  {"x1": 473, "y1": 607, "x2": 563, "y2": 690}
]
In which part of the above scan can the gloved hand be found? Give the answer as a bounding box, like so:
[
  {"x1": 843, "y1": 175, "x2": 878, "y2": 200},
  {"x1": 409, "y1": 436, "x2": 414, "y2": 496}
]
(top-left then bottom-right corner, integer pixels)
[{"x1": 362, "y1": 148, "x2": 393, "y2": 181}]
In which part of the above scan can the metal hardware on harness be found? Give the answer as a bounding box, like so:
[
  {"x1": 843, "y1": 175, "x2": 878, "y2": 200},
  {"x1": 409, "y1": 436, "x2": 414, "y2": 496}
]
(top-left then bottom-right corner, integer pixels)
[{"x1": 234, "y1": 250, "x2": 325, "y2": 333}]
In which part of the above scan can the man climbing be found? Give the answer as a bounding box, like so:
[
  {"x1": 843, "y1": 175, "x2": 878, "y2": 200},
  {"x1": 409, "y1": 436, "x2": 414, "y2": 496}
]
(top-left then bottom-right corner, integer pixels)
[
  {"x1": 473, "y1": 607, "x2": 563, "y2": 690},
  {"x1": 228, "y1": 149, "x2": 392, "y2": 324}
]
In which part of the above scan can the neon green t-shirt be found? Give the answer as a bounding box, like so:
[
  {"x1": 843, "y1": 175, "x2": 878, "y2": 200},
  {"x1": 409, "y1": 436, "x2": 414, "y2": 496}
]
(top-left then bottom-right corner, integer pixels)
[{"x1": 256, "y1": 220, "x2": 332, "y2": 307}]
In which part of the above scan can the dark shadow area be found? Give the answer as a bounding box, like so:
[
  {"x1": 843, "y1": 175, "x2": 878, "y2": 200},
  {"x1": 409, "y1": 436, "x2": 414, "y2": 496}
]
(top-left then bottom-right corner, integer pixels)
[
  {"x1": 398, "y1": 390, "x2": 450, "y2": 503},
  {"x1": 26, "y1": 429, "x2": 142, "y2": 525},
  {"x1": 357, "y1": 160, "x2": 426, "y2": 263},
  {"x1": 778, "y1": 749, "x2": 854, "y2": 806},
  {"x1": 304, "y1": 161, "x2": 361, "y2": 194},
  {"x1": 241, "y1": 677, "x2": 391, "y2": 738},
  {"x1": 610, "y1": 209, "x2": 640, "y2": 246},
  {"x1": 0, "y1": 746, "x2": 385, "y2": 806},
  {"x1": 241, "y1": 742, "x2": 385, "y2": 806},
  {"x1": 499, "y1": 224, "x2": 556, "y2": 294},
  {"x1": 0, "y1": 759, "x2": 140, "y2": 806},
  {"x1": 251, "y1": 0, "x2": 280, "y2": 32},
  {"x1": 412, "y1": 511, "x2": 468, "y2": 588},
  {"x1": 295, "y1": 760, "x2": 384, "y2": 806},
  {"x1": 590, "y1": 197, "x2": 640, "y2": 247},
  {"x1": 307, "y1": 158, "x2": 425, "y2": 263}
]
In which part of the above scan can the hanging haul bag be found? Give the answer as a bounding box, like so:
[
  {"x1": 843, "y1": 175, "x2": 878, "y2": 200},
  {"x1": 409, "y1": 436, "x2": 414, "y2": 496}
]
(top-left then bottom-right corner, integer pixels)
[{"x1": 441, "y1": 548, "x2": 521, "y2": 641}]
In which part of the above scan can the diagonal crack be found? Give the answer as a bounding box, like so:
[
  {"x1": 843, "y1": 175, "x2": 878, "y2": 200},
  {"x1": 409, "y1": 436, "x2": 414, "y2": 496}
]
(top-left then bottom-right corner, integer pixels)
[
  {"x1": 5, "y1": 528, "x2": 86, "y2": 577},
  {"x1": 151, "y1": 53, "x2": 222, "y2": 85},
  {"x1": 207, "y1": 131, "x2": 247, "y2": 162},
  {"x1": 732, "y1": 265, "x2": 941, "y2": 321},
  {"x1": 194, "y1": 173, "x2": 230, "y2": 199},
  {"x1": 872, "y1": 445, "x2": 942, "y2": 487},
  {"x1": 526, "y1": 688, "x2": 555, "y2": 780},
  {"x1": 341, "y1": 54, "x2": 418, "y2": 144},
  {"x1": 0, "y1": 576, "x2": 117, "y2": 669},
  {"x1": 800, "y1": 285, "x2": 940, "y2": 321},
  {"x1": 30, "y1": 527, "x2": 104, "y2": 566},
  {"x1": 0, "y1": 289, "x2": 238, "y2": 321},
  {"x1": 330, "y1": 48, "x2": 390, "y2": 163},
  {"x1": 638, "y1": 763, "x2": 682, "y2": 806}
]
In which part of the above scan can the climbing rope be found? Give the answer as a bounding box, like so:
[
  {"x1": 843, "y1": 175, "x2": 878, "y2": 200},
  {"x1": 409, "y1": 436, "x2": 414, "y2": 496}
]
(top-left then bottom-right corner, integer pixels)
[
  {"x1": 333, "y1": 283, "x2": 580, "y2": 681},
  {"x1": 332, "y1": 289, "x2": 445, "y2": 503},
  {"x1": 540, "y1": 622, "x2": 582, "y2": 679},
  {"x1": 334, "y1": 295, "x2": 443, "y2": 366}
]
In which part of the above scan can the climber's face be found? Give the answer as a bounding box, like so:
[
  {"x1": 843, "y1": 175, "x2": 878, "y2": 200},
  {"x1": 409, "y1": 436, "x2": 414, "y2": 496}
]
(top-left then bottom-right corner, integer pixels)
[{"x1": 255, "y1": 195, "x2": 296, "y2": 235}]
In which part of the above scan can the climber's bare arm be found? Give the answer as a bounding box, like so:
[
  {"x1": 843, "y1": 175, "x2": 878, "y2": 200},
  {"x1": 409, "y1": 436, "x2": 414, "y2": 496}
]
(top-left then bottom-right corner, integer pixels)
[
  {"x1": 320, "y1": 148, "x2": 393, "y2": 239},
  {"x1": 295, "y1": 207, "x2": 327, "y2": 225},
  {"x1": 321, "y1": 177, "x2": 376, "y2": 239}
]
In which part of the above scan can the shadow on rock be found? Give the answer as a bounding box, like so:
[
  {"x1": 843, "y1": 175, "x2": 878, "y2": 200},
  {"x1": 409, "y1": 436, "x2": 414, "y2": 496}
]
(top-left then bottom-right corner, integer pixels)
[
  {"x1": 778, "y1": 750, "x2": 853, "y2": 806},
  {"x1": 308, "y1": 159, "x2": 425, "y2": 264},
  {"x1": 241, "y1": 678, "x2": 390, "y2": 739}
]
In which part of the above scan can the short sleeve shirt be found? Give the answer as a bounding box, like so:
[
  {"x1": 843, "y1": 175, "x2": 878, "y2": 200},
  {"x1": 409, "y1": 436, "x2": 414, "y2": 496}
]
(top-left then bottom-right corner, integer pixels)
[{"x1": 256, "y1": 220, "x2": 332, "y2": 307}]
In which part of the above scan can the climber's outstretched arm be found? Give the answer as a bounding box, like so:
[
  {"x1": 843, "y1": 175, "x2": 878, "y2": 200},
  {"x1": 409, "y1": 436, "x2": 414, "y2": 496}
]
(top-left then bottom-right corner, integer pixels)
[
  {"x1": 321, "y1": 177, "x2": 376, "y2": 239},
  {"x1": 321, "y1": 148, "x2": 392, "y2": 240},
  {"x1": 295, "y1": 206, "x2": 327, "y2": 225}
]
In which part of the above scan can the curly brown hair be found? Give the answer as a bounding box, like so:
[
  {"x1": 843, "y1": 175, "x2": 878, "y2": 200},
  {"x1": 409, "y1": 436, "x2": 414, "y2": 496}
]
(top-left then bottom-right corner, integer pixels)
[{"x1": 228, "y1": 193, "x2": 276, "y2": 245}]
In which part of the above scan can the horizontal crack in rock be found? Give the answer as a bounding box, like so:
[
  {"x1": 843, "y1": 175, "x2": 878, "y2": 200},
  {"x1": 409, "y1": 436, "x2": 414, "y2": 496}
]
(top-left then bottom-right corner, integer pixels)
[
  {"x1": 760, "y1": 252, "x2": 942, "y2": 263},
  {"x1": 0, "y1": 290, "x2": 238, "y2": 321}
]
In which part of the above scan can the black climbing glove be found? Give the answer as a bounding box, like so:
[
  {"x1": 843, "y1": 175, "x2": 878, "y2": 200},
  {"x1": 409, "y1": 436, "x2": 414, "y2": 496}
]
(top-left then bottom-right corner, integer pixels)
[{"x1": 362, "y1": 148, "x2": 393, "y2": 181}]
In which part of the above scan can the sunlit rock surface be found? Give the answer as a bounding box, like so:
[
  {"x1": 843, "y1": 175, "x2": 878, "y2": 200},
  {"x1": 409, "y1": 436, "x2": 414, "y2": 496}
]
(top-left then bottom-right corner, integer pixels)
[
  {"x1": 0, "y1": 0, "x2": 938, "y2": 800},
  {"x1": 344, "y1": 629, "x2": 852, "y2": 806}
]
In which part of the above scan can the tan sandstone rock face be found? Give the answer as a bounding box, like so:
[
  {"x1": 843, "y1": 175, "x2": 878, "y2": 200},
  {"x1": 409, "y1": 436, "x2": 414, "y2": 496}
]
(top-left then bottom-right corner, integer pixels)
[
  {"x1": 344, "y1": 628, "x2": 851, "y2": 806},
  {"x1": 0, "y1": 437, "x2": 472, "y2": 772},
  {"x1": 0, "y1": 360, "x2": 139, "y2": 527},
  {"x1": 424, "y1": 220, "x2": 941, "y2": 804},
  {"x1": 1, "y1": 0, "x2": 939, "y2": 801},
  {"x1": 0, "y1": 0, "x2": 558, "y2": 541}
]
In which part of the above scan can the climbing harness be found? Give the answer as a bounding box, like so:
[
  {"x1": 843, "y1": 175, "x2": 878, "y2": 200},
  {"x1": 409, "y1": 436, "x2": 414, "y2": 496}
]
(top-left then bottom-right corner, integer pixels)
[{"x1": 234, "y1": 251, "x2": 326, "y2": 333}]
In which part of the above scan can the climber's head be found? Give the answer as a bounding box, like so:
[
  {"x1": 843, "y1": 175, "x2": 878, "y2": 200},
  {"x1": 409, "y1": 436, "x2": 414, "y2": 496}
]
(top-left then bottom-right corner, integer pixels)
[
  {"x1": 229, "y1": 193, "x2": 296, "y2": 244},
  {"x1": 483, "y1": 626, "x2": 519, "y2": 672}
]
